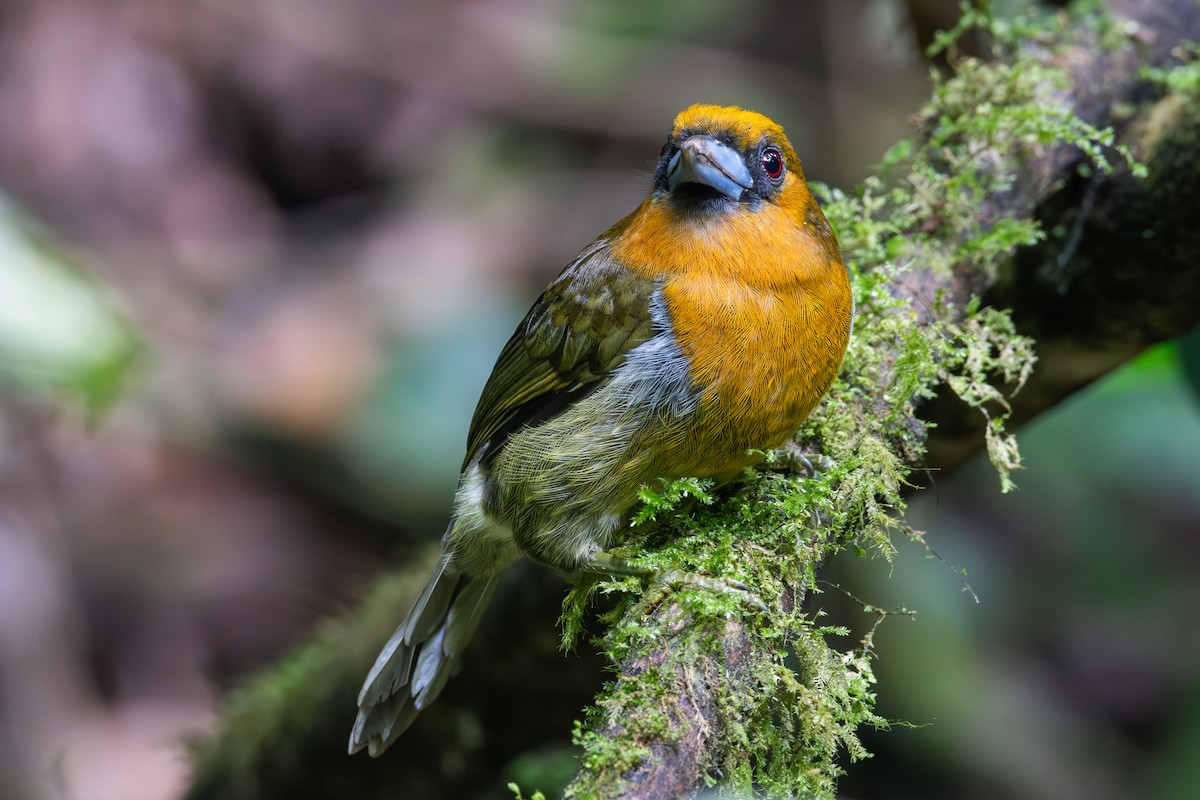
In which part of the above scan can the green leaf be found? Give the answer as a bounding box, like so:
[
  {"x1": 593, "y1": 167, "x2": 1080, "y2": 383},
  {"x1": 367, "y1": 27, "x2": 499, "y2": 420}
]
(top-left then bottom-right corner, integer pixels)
[{"x1": 0, "y1": 196, "x2": 140, "y2": 416}]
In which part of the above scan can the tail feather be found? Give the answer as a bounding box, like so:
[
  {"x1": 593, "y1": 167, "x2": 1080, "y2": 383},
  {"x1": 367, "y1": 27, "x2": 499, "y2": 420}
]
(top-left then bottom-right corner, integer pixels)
[
  {"x1": 356, "y1": 554, "x2": 452, "y2": 708},
  {"x1": 349, "y1": 554, "x2": 500, "y2": 756},
  {"x1": 443, "y1": 570, "x2": 499, "y2": 658},
  {"x1": 400, "y1": 555, "x2": 458, "y2": 644},
  {"x1": 410, "y1": 625, "x2": 448, "y2": 702}
]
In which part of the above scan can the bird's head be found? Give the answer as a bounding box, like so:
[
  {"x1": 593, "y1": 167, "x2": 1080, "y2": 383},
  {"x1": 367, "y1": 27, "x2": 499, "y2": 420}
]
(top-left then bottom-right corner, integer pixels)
[
  {"x1": 609, "y1": 104, "x2": 840, "y2": 282},
  {"x1": 653, "y1": 104, "x2": 811, "y2": 217}
]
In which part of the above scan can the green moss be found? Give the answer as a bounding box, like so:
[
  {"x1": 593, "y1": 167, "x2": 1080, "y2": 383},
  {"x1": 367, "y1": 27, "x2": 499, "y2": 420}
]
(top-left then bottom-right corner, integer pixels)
[
  {"x1": 561, "y1": 468, "x2": 892, "y2": 798},
  {"x1": 1140, "y1": 41, "x2": 1200, "y2": 96},
  {"x1": 508, "y1": 783, "x2": 548, "y2": 800}
]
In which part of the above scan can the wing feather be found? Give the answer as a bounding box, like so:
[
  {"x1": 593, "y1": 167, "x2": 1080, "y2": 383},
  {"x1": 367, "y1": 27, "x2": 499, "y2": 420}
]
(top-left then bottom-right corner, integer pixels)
[{"x1": 463, "y1": 239, "x2": 658, "y2": 466}]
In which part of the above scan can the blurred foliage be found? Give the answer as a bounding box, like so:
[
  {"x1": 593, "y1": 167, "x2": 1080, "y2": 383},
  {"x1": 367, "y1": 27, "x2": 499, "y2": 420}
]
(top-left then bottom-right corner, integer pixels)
[
  {"x1": 0, "y1": 197, "x2": 139, "y2": 416},
  {"x1": 1177, "y1": 325, "x2": 1200, "y2": 404}
]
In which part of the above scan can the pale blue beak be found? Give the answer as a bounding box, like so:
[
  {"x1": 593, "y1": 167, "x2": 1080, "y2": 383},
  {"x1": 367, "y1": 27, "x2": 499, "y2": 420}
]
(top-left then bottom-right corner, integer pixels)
[{"x1": 666, "y1": 135, "x2": 754, "y2": 200}]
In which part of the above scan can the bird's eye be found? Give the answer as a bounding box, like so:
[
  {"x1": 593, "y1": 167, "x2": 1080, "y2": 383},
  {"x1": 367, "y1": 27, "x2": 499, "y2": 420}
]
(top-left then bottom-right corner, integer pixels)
[{"x1": 761, "y1": 146, "x2": 784, "y2": 181}]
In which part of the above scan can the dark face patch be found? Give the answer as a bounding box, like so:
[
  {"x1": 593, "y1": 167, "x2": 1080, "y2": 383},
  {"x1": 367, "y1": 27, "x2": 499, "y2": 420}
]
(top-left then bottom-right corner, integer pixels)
[{"x1": 653, "y1": 132, "x2": 788, "y2": 211}]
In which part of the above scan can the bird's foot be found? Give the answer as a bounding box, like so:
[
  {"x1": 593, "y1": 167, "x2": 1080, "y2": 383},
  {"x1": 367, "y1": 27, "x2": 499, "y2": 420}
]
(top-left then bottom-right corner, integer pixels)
[
  {"x1": 655, "y1": 568, "x2": 768, "y2": 612},
  {"x1": 767, "y1": 443, "x2": 834, "y2": 478},
  {"x1": 581, "y1": 552, "x2": 766, "y2": 613}
]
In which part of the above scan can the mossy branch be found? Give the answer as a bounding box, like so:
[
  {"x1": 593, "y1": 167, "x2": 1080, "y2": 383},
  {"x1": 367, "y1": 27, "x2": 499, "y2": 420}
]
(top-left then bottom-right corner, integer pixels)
[
  {"x1": 561, "y1": 1, "x2": 1200, "y2": 798},
  {"x1": 182, "y1": 2, "x2": 1200, "y2": 799}
]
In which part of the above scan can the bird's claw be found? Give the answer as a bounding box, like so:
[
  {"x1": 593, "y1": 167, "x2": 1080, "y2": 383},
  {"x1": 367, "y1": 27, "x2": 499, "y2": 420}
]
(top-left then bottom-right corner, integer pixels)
[
  {"x1": 581, "y1": 552, "x2": 768, "y2": 613},
  {"x1": 656, "y1": 568, "x2": 769, "y2": 613},
  {"x1": 767, "y1": 444, "x2": 834, "y2": 479}
]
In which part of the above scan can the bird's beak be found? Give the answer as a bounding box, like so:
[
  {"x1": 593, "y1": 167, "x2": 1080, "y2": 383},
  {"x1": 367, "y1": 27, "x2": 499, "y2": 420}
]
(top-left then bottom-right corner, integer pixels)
[{"x1": 666, "y1": 135, "x2": 754, "y2": 200}]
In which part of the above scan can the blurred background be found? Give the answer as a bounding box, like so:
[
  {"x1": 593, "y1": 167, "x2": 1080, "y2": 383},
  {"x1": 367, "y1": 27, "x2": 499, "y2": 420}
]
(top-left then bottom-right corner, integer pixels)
[{"x1": 0, "y1": 0, "x2": 1197, "y2": 799}]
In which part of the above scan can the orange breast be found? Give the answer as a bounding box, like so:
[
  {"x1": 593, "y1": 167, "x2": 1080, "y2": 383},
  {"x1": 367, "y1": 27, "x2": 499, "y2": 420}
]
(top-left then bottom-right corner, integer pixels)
[{"x1": 609, "y1": 188, "x2": 851, "y2": 479}]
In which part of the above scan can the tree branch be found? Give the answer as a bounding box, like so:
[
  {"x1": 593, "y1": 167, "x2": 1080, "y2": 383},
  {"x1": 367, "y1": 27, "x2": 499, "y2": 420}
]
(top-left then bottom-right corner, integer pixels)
[
  {"x1": 924, "y1": 0, "x2": 1200, "y2": 472},
  {"x1": 564, "y1": 2, "x2": 1200, "y2": 798}
]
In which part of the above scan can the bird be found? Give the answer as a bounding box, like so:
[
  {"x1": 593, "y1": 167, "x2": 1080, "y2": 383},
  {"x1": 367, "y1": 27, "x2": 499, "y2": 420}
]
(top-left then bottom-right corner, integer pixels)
[{"x1": 349, "y1": 103, "x2": 853, "y2": 756}]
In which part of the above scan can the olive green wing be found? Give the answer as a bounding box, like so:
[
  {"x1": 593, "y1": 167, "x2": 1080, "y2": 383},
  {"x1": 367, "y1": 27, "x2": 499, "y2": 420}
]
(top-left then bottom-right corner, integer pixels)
[{"x1": 463, "y1": 241, "x2": 659, "y2": 468}]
